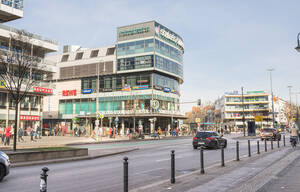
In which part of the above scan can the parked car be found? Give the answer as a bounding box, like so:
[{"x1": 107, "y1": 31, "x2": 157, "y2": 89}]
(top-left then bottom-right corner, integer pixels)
[
  {"x1": 0, "y1": 151, "x2": 10, "y2": 182},
  {"x1": 260, "y1": 128, "x2": 281, "y2": 141},
  {"x1": 192, "y1": 131, "x2": 227, "y2": 149}
]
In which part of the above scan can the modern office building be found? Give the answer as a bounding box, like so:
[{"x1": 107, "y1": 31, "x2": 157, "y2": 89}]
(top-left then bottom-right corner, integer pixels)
[
  {"x1": 0, "y1": 0, "x2": 58, "y2": 129},
  {"x1": 217, "y1": 90, "x2": 288, "y2": 131},
  {"x1": 43, "y1": 21, "x2": 185, "y2": 135}
]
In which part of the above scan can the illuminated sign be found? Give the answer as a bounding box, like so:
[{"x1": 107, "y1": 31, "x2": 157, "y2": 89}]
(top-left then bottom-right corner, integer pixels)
[
  {"x1": 122, "y1": 85, "x2": 131, "y2": 92},
  {"x1": 82, "y1": 89, "x2": 93, "y2": 94},
  {"x1": 0, "y1": 80, "x2": 5, "y2": 88},
  {"x1": 119, "y1": 27, "x2": 150, "y2": 37},
  {"x1": 155, "y1": 24, "x2": 184, "y2": 51},
  {"x1": 20, "y1": 115, "x2": 40, "y2": 121},
  {"x1": 62, "y1": 89, "x2": 76, "y2": 96},
  {"x1": 33, "y1": 87, "x2": 53, "y2": 94},
  {"x1": 132, "y1": 85, "x2": 149, "y2": 90},
  {"x1": 163, "y1": 87, "x2": 171, "y2": 93}
]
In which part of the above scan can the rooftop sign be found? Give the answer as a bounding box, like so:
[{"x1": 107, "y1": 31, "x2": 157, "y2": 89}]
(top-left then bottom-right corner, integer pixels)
[{"x1": 119, "y1": 27, "x2": 150, "y2": 37}]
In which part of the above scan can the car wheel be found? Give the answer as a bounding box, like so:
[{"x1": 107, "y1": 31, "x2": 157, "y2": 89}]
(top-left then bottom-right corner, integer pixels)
[
  {"x1": 193, "y1": 145, "x2": 197, "y2": 149},
  {"x1": 0, "y1": 164, "x2": 5, "y2": 182}
]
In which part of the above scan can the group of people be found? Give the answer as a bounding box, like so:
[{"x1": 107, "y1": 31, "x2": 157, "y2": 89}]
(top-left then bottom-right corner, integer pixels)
[{"x1": 0, "y1": 126, "x2": 12, "y2": 145}]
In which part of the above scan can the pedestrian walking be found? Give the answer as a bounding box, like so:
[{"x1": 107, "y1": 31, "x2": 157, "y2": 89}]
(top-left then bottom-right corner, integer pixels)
[
  {"x1": 30, "y1": 127, "x2": 35, "y2": 142},
  {"x1": 0, "y1": 127, "x2": 5, "y2": 144},
  {"x1": 4, "y1": 126, "x2": 11, "y2": 146},
  {"x1": 18, "y1": 127, "x2": 24, "y2": 142}
]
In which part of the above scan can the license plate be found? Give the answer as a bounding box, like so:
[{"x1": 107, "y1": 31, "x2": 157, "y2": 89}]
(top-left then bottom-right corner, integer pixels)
[{"x1": 199, "y1": 142, "x2": 204, "y2": 144}]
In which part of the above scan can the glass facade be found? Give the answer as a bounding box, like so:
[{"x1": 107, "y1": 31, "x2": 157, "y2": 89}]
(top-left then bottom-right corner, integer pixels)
[
  {"x1": 155, "y1": 39, "x2": 183, "y2": 63},
  {"x1": 1, "y1": 0, "x2": 23, "y2": 9},
  {"x1": 226, "y1": 96, "x2": 268, "y2": 102},
  {"x1": 153, "y1": 73, "x2": 179, "y2": 92},
  {"x1": 155, "y1": 55, "x2": 183, "y2": 78},
  {"x1": 117, "y1": 55, "x2": 153, "y2": 71},
  {"x1": 117, "y1": 39, "x2": 154, "y2": 56}
]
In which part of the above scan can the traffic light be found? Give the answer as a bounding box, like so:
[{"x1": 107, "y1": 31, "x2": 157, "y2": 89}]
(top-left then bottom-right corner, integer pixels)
[{"x1": 197, "y1": 99, "x2": 201, "y2": 106}]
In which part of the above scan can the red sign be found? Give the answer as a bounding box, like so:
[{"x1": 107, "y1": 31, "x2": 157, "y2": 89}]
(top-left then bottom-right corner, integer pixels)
[
  {"x1": 20, "y1": 115, "x2": 40, "y2": 121},
  {"x1": 33, "y1": 87, "x2": 53, "y2": 94},
  {"x1": 62, "y1": 89, "x2": 77, "y2": 96}
]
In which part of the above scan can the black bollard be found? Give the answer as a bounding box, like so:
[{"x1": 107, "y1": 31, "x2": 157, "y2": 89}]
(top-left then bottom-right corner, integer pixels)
[
  {"x1": 248, "y1": 140, "x2": 251, "y2": 157},
  {"x1": 271, "y1": 139, "x2": 273, "y2": 150},
  {"x1": 40, "y1": 167, "x2": 49, "y2": 192},
  {"x1": 283, "y1": 135, "x2": 286, "y2": 147},
  {"x1": 221, "y1": 147, "x2": 225, "y2": 167},
  {"x1": 265, "y1": 139, "x2": 267, "y2": 152},
  {"x1": 200, "y1": 147, "x2": 204, "y2": 174},
  {"x1": 277, "y1": 138, "x2": 280, "y2": 148},
  {"x1": 257, "y1": 140, "x2": 260, "y2": 154},
  {"x1": 171, "y1": 150, "x2": 175, "y2": 184},
  {"x1": 236, "y1": 141, "x2": 240, "y2": 161},
  {"x1": 123, "y1": 157, "x2": 129, "y2": 192}
]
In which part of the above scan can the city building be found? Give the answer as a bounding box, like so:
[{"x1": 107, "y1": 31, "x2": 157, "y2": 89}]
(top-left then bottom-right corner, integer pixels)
[
  {"x1": 0, "y1": 0, "x2": 58, "y2": 129},
  {"x1": 43, "y1": 21, "x2": 185, "y2": 135},
  {"x1": 217, "y1": 90, "x2": 288, "y2": 132}
]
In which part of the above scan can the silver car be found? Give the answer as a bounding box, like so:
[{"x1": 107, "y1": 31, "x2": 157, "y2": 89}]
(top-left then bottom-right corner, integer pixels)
[{"x1": 0, "y1": 151, "x2": 10, "y2": 181}]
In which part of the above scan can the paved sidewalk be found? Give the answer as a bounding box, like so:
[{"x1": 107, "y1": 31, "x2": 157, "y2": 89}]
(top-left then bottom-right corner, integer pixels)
[{"x1": 132, "y1": 145, "x2": 298, "y2": 192}]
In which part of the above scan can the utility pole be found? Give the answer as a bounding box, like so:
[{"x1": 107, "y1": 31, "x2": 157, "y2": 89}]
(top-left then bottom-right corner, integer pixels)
[
  {"x1": 267, "y1": 69, "x2": 275, "y2": 128},
  {"x1": 241, "y1": 87, "x2": 246, "y2": 137}
]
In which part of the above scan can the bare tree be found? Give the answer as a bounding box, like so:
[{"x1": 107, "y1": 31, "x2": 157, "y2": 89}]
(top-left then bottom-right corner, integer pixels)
[{"x1": 0, "y1": 30, "x2": 45, "y2": 151}]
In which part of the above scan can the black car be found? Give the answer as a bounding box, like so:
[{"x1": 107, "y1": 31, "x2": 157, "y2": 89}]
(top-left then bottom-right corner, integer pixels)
[
  {"x1": 0, "y1": 151, "x2": 10, "y2": 182},
  {"x1": 193, "y1": 131, "x2": 227, "y2": 149}
]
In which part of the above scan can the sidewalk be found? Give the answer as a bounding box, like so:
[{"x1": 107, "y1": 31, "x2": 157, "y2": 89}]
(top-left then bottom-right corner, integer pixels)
[{"x1": 132, "y1": 145, "x2": 299, "y2": 192}]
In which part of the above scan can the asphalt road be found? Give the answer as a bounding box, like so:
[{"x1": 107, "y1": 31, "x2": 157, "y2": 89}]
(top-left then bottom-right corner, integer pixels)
[{"x1": 0, "y1": 135, "x2": 271, "y2": 192}]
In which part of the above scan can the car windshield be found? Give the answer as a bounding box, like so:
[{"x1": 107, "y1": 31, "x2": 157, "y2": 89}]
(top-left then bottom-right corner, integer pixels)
[
  {"x1": 196, "y1": 132, "x2": 219, "y2": 138},
  {"x1": 262, "y1": 128, "x2": 274, "y2": 132}
]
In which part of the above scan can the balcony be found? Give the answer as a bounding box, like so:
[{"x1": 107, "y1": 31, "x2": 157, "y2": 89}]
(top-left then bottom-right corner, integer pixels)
[{"x1": 0, "y1": 0, "x2": 23, "y2": 22}]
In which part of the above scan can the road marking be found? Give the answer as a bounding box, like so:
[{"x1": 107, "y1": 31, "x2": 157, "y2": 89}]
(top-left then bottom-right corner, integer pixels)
[{"x1": 156, "y1": 156, "x2": 183, "y2": 162}]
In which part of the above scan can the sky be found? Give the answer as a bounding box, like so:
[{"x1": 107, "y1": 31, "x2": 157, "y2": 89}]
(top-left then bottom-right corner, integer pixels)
[{"x1": 8, "y1": 0, "x2": 300, "y2": 112}]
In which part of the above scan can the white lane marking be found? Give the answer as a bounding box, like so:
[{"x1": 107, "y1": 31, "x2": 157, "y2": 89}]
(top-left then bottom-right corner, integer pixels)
[{"x1": 156, "y1": 156, "x2": 183, "y2": 162}]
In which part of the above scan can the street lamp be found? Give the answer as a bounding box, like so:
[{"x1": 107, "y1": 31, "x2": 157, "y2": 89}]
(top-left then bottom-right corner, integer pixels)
[
  {"x1": 267, "y1": 68, "x2": 275, "y2": 128},
  {"x1": 295, "y1": 33, "x2": 300, "y2": 52},
  {"x1": 288, "y1": 86, "x2": 292, "y2": 126}
]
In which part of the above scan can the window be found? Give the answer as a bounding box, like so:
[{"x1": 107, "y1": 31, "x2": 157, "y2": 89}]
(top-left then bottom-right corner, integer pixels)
[
  {"x1": 75, "y1": 52, "x2": 84, "y2": 60},
  {"x1": 0, "y1": 92, "x2": 6, "y2": 109},
  {"x1": 117, "y1": 55, "x2": 154, "y2": 71},
  {"x1": 90, "y1": 50, "x2": 99, "y2": 58},
  {"x1": 106, "y1": 47, "x2": 115, "y2": 55},
  {"x1": 61, "y1": 54, "x2": 69, "y2": 62}
]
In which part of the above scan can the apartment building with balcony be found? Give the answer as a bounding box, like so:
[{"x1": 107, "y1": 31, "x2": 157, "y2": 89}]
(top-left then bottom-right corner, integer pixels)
[
  {"x1": 0, "y1": 0, "x2": 58, "y2": 129},
  {"x1": 217, "y1": 90, "x2": 289, "y2": 131},
  {"x1": 43, "y1": 21, "x2": 185, "y2": 135}
]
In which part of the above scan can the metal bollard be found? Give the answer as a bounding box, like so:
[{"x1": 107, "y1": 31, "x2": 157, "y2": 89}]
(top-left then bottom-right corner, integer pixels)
[
  {"x1": 257, "y1": 140, "x2": 260, "y2": 154},
  {"x1": 284, "y1": 135, "x2": 286, "y2": 147},
  {"x1": 248, "y1": 140, "x2": 251, "y2": 157},
  {"x1": 221, "y1": 147, "x2": 225, "y2": 167},
  {"x1": 200, "y1": 147, "x2": 204, "y2": 174},
  {"x1": 236, "y1": 141, "x2": 240, "y2": 161},
  {"x1": 277, "y1": 138, "x2": 280, "y2": 148},
  {"x1": 171, "y1": 150, "x2": 175, "y2": 184},
  {"x1": 40, "y1": 167, "x2": 49, "y2": 192},
  {"x1": 265, "y1": 139, "x2": 267, "y2": 152},
  {"x1": 271, "y1": 139, "x2": 273, "y2": 150},
  {"x1": 123, "y1": 157, "x2": 128, "y2": 192}
]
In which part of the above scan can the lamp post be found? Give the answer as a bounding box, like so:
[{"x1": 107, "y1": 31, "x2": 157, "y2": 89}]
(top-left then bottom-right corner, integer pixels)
[
  {"x1": 267, "y1": 69, "x2": 275, "y2": 128},
  {"x1": 295, "y1": 33, "x2": 300, "y2": 52},
  {"x1": 288, "y1": 86, "x2": 292, "y2": 126},
  {"x1": 241, "y1": 86, "x2": 246, "y2": 137}
]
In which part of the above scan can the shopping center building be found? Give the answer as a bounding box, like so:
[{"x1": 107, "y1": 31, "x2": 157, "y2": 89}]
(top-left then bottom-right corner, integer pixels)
[
  {"x1": 0, "y1": 0, "x2": 58, "y2": 129},
  {"x1": 43, "y1": 21, "x2": 185, "y2": 135}
]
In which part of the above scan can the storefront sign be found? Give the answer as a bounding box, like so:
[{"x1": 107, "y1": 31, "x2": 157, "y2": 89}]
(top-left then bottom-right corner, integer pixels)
[
  {"x1": 82, "y1": 89, "x2": 93, "y2": 94},
  {"x1": 0, "y1": 80, "x2": 5, "y2": 88},
  {"x1": 132, "y1": 85, "x2": 149, "y2": 90},
  {"x1": 137, "y1": 79, "x2": 149, "y2": 83},
  {"x1": 163, "y1": 87, "x2": 171, "y2": 93},
  {"x1": 33, "y1": 87, "x2": 53, "y2": 94},
  {"x1": 154, "y1": 85, "x2": 163, "y2": 90},
  {"x1": 122, "y1": 85, "x2": 131, "y2": 91},
  {"x1": 247, "y1": 91, "x2": 265, "y2": 94},
  {"x1": 20, "y1": 115, "x2": 40, "y2": 121},
  {"x1": 155, "y1": 25, "x2": 184, "y2": 51},
  {"x1": 62, "y1": 89, "x2": 76, "y2": 96},
  {"x1": 171, "y1": 89, "x2": 177, "y2": 94},
  {"x1": 119, "y1": 26, "x2": 150, "y2": 37}
]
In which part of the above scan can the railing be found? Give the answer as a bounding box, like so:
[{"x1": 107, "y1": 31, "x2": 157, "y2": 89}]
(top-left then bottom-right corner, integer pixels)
[{"x1": 0, "y1": 23, "x2": 58, "y2": 45}]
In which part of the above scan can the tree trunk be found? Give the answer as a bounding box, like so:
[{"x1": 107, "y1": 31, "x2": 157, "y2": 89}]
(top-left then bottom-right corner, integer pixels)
[{"x1": 13, "y1": 102, "x2": 19, "y2": 151}]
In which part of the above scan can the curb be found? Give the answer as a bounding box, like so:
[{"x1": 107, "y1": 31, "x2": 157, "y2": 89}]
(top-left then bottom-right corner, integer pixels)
[
  {"x1": 66, "y1": 136, "x2": 192, "y2": 146},
  {"x1": 11, "y1": 147, "x2": 139, "y2": 168},
  {"x1": 131, "y1": 146, "x2": 288, "y2": 192}
]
